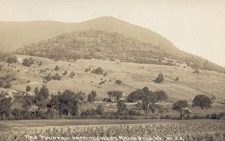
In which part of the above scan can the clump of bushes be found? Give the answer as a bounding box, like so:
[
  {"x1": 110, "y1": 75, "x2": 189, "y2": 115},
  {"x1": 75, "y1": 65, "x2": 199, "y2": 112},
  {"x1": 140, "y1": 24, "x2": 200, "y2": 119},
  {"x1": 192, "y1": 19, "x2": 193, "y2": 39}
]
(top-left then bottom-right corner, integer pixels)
[
  {"x1": 0, "y1": 75, "x2": 14, "y2": 89},
  {"x1": 22, "y1": 57, "x2": 35, "y2": 67},
  {"x1": 92, "y1": 67, "x2": 104, "y2": 75},
  {"x1": 52, "y1": 73, "x2": 62, "y2": 80},
  {"x1": 6, "y1": 56, "x2": 18, "y2": 64},
  {"x1": 43, "y1": 73, "x2": 62, "y2": 81}
]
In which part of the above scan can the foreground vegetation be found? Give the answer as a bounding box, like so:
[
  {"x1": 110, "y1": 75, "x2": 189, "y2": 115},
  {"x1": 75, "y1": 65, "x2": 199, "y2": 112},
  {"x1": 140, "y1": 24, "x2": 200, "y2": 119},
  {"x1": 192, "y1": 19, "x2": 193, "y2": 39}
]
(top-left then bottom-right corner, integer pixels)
[{"x1": 0, "y1": 120, "x2": 224, "y2": 141}]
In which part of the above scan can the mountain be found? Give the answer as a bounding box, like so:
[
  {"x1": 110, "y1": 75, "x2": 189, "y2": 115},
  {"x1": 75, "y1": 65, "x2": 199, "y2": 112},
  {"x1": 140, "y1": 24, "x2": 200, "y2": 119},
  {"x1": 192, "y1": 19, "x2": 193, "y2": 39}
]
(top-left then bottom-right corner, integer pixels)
[
  {"x1": 0, "y1": 17, "x2": 175, "y2": 52},
  {"x1": 1, "y1": 17, "x2": 224, "y2": 72}
]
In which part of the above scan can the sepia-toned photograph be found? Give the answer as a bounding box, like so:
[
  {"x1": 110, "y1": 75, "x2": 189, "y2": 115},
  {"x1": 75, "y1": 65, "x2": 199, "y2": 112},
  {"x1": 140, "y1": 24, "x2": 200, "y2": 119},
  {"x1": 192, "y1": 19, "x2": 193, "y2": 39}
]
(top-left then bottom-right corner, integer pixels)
[{"x1": 0, "y1": 0, "x2": 225, "y2": 140}]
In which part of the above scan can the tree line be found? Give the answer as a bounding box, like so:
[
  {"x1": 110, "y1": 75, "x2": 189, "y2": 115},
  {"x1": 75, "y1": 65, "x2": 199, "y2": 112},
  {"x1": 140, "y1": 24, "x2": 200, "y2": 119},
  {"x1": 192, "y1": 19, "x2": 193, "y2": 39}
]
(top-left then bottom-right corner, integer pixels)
[{"x1": 0, "y1": 84, "x2": 222, "y2": 120}]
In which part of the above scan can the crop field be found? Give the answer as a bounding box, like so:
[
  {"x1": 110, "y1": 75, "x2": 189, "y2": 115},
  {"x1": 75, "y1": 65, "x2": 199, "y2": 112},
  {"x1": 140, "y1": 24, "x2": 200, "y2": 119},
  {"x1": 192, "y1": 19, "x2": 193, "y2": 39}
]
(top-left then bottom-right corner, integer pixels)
[{"x1": 0, "y1": 119, "x2": 225, "y2": 141}]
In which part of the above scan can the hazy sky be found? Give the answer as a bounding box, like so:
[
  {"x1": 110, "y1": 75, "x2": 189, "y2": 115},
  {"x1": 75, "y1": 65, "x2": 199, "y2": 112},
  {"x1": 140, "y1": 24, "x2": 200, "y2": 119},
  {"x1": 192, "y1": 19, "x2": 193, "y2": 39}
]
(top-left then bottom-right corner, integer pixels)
[{"x1": 0, "y1": 0, "x2": 225, "y2": 67}]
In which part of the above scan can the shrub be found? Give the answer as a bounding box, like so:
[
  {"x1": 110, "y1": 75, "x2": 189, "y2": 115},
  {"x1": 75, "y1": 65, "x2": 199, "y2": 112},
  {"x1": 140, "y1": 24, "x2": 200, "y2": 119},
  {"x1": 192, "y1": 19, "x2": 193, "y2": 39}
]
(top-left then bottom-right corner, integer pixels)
[
  {"x1": 69, "y1": 71, "x2": 75, "y2": 78},
  {"x1": 62, "y1": 70, "x2": 67, "y2": 76},
  {"x1": 211, "y1": 113, "x2": 218, "y2": 119},
  {"x1": 92, "y1": 67, "x2": 104, "y2": 75},
  {"x1": 22, "y1": 57, "x2": 34, "y2": 67},
  {"x1": 155, "y1": 73, "x2": 164, "y2": 83},
  {"x1": 3, "y1": 82, "x2": 11, "y2": 88},
  {"x1": 54, "y1": 65, "x2": 59, "y2": 71},
  {"x1": 115, "y1": 80, "x2": 122, "y2": 85},
  {"x1": 193, "y1": 69, "x2": 200, "y2": 74},
  {"x1": 6, "y1": 56, "x2": 18, "y2": 64},
  {"x1": 52, "y1": 73, "x2": 62, "y2": 80}
]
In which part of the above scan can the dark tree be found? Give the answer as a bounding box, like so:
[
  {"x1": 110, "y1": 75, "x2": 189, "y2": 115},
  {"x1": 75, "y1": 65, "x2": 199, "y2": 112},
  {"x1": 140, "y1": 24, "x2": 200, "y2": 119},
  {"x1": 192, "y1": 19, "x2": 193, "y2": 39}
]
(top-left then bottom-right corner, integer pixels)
[
  {"x1": 0, "y1": 97, "x2": 12, "y2": 120},
  {"x1": 96, "y1": 104, "x2": 104, "y2": 115},
  {"x1": 193, "y1": 69, "x2": 200, "y2": 74},
  {"x1": 36, "y1": 85, "x2": 49, "y2": 101},
  {"x1": 127, "y1": 89, "x2": 145, "y2": 102},
  {"x1": 22, "y1": 57, "x2": 34, "y2": 67},
  {"x1": 155, "y1": 73, "x2": 164, "y2": 83},
  {"x1": 154, "y1": 105, "x2": 168, "y2": 120},
  {"x1": 92, "y1": 67, "x2": 104, "y2": 75},
  {"x1": 154, "y1": 90, "x2": 168, "y2": 102},
  {"x1": 87, "y1": 91, "x2": 97, "y2": 103},
  {"x1": 54, "y1": 65, "x2": 60, "y2": 71},
  {"x1": 6, "y1": 56, "x2": 18, "y2": 64},
  {"x1": 44, "y1": 74, "x2": 52, "y2": 82},
  {"x1": 107, "y1": 91, "x2": 123, "y2": 103},
  {"x1": 52, "y1": 73, "x2": 62, "y2": 80},
  {"x1": 116, "y1": 100, "x2": 129, "y2": 116},
  {"x1": 141, "y1": 88, "x2": 157, "y2": 119},
  {"x1": 26, "y1": 85, "x2": 31, "y2": 94},
  {"x1": 115, "y1": 80, "x2": 122, "y2": 85},
  {"x1": 34, "y1": 87, "x2": 39, "y2": 96},
  {"x1": 192, "y1": 95, "x2": 212, "y2": 113},
  {"x1": 54, "y1": 90, "x2": 83, "y2": 116},
  {"x1": 62, "y1": 70, "x2": 68, "y2": 76},
  {"x1": 172, "y1": 100, "x2": 189, "y2": 120}
]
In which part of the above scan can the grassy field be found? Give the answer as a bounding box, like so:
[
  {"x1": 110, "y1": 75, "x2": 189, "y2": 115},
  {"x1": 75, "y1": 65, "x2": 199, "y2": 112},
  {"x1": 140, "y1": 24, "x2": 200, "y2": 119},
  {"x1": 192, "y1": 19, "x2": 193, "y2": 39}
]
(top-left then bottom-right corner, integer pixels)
[
  {"x1": 1, "y1": 55, "x2": 225, "y2": 102},
  {"x1": 0, "y1": 119, "x2": 225, "y2": 141}
]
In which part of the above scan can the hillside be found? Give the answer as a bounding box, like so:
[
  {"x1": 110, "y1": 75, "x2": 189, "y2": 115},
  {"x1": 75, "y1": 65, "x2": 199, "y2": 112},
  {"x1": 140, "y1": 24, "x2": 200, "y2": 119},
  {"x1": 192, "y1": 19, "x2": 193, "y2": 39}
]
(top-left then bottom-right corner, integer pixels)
[
  {"x1": 18, "y1": 29, "x2": 224, "y2": 73},
  {"x1": 1, "y1": 55, "x2": 225, "y2": 102}
]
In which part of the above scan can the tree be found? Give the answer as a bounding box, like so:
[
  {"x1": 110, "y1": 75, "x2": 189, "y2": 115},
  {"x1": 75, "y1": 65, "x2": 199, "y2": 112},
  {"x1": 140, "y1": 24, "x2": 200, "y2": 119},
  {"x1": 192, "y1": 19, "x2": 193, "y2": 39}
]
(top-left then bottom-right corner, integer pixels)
[
  {"x1": 55, "y1": 90, "x2": 83, "y2": 117},
  {"x1": 37, "y1": 85, "x2": 49, "y2": 100},
  {"x1": 154, "y1": 105, "x2": 168, "y2": 120},
  {"x1": 44, "y1": 74, "x2": 52, "y2": 82},
  {"x1": 92, "y1": 67, "x2": 104, "y2": 75},
  {"x1": 172, "y1": 100, "x2": 189, "y2": 120},
  {"x1": 155, "y1": 73, "x2": 164, "y2": 83},
  {"x1": 62, "y1": 70, "x2": 68, "y2": 76},
  {"x1": 34, "y1": 87, "x2": 39, "y2": 96},
  {"x1": 154, "y1": 90, "x2": 168, "y2": 102},
  {"x1": 107, "y1": 91, "x2": 123, "y2": 103},
  {"x1": 96, "y1": 104, "x2": 104, "y2": 115},
  {"x1": 115, "y1": 80, "x2": 122, "y2": 85},
  {"x1": 54, "y1": 65, "x2": 59, "y2": 71},
  {"x1": 141, "y1": 87, "x2": 157, "y2": 119},
  {"x1": 7, "y1": 56, "x2": 18, "y2": 64},
  {"x1": 26, "y1": 85, "x2": 31, "y2": 94},
  {"x1": 193, "y1": 69, "x2": 200, "y2": 74},
  {"x1": 127, "y1": 89, "x2": 145, "y2": 102},
  {"x1": 87, "y1": 91, "x2": 97, "y2": 103},
  {"x1": 22, "y1": 57, "x2": 34, "y2": 67},
  {"x1": 0, "y1": 97, "x2": 12, "y2": 120},
  {"x1": 192, "y1": 95, "x2": 212, "y2": 113},
  {"x1": 116, "y1": 100, "x2": 129, "y2": 116},
  {"x1": 52, "y1": 73, "x2": 61, "y2": 80}
]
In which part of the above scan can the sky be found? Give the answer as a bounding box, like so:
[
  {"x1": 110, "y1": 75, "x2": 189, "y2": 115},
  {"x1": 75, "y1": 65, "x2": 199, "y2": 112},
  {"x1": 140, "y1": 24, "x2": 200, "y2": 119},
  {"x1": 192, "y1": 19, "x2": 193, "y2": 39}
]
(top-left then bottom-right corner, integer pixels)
[{"x1": 0, "y1": 0, "x2": 225, "y2": 67}]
